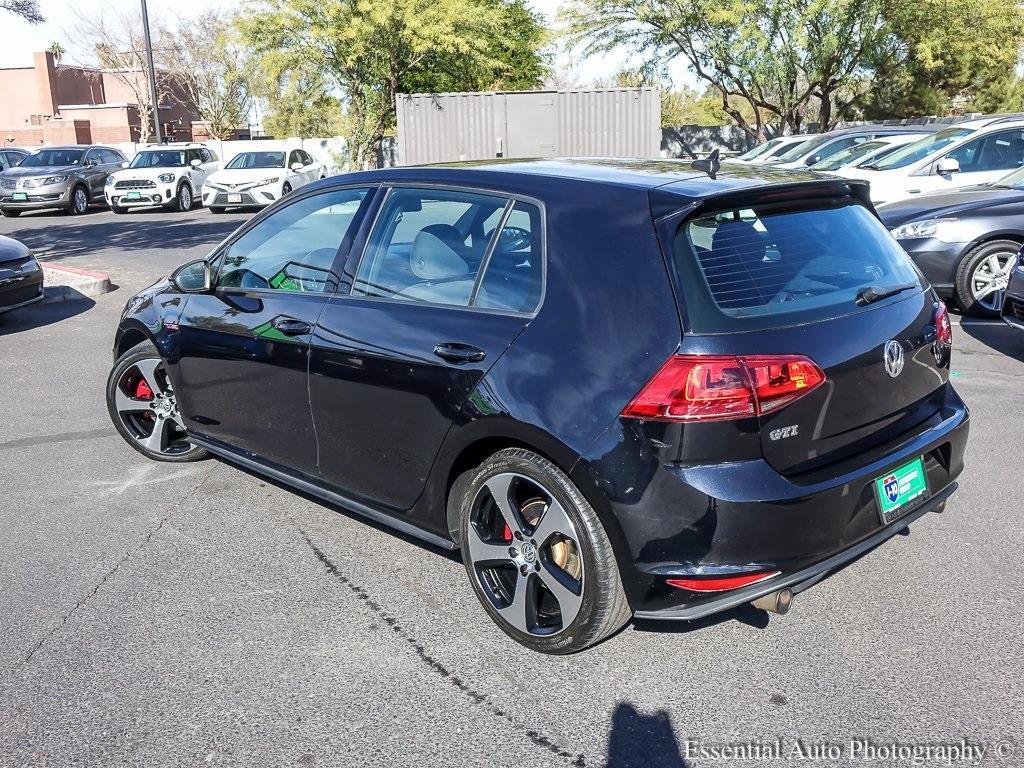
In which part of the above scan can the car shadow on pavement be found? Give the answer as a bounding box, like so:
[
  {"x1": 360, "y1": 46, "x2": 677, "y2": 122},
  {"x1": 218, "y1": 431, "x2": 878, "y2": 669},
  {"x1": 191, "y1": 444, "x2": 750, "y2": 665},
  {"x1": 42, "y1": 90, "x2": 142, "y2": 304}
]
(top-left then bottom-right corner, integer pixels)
[
  {"x1": 605, "y1": 702, "x2": 690, "y2": 768},
  {"x1": 3, "y1": 214, "x2": 245, "y2": 260},
  {"x1": 0, "y1": 292, "x2": 95, "y2": 335},
  {"x1": 958, "y1": 319, "x2": 1024, "y2": 363}
]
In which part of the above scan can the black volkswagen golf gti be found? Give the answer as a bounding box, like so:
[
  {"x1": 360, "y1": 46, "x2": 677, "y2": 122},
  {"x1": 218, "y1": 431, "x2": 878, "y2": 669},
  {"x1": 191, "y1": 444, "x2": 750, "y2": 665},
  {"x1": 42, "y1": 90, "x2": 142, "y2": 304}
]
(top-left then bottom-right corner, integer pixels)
[{"x1": 106, "y1": 159, "x2": 969, "y2": 654}]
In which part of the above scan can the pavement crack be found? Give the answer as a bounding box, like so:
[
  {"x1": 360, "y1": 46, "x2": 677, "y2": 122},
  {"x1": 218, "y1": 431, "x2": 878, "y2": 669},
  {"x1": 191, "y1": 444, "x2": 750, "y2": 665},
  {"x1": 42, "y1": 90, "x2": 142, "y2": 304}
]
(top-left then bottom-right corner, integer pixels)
[
  {"x1": 299, "y1": 529, "x2": 587, "y2": 768},
  {"x1": 9, "y1": 467, "x2": 213, "y2": 673}
]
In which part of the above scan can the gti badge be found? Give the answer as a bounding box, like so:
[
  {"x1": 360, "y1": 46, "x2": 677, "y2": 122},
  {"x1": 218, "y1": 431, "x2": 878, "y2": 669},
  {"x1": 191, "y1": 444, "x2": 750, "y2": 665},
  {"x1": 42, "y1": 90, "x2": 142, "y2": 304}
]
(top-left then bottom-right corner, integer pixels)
[
  {"x1": 884, "y1": 339, "x2": 904, "y2": 378},
  {"x1": 769, "y1": 425, "x2": 799, "y2": 441}
]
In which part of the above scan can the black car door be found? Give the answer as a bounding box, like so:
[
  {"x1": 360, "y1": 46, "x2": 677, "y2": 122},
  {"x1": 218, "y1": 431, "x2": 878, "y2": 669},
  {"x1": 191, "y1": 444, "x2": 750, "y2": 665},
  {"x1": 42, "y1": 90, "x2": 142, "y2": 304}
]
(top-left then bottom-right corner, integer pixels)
[
  {"x1": 309, "y1": 185, "x2": 545, "y2": 511},
  {"x1": 173, "y1": 186, "x2": 375, "y2": 472}
]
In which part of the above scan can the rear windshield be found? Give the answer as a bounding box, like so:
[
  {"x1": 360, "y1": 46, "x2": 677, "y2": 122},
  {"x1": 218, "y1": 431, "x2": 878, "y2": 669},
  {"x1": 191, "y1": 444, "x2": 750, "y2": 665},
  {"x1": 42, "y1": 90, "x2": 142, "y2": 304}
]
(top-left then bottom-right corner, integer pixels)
[{"x1": 673, "y1": 200, "x2": 923, "y2": 332}]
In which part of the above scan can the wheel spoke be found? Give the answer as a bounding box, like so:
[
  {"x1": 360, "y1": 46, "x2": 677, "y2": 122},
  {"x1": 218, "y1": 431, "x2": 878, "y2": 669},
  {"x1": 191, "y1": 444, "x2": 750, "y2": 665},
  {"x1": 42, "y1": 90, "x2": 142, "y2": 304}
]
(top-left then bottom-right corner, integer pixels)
[
  {"x1": 531, "y1": 497, "x2": 574, "y2": 546},
  {"x1": 134, "y1": 359, "x2": 167, "y2": 397},
  {"x1": 140, "y1": 416, "x2": 170, "y2": 453},
  {"x1": 986, "y1": 255, "x2": 1002, "y2": 275},
  {"x1": 483, "y1": 474, "x2": 521, "y2": 535},
  {"x1": 465, "y1": 521, "x2": 514, "y2": 566},
  {"x1": 973, "y1": 271, "x2": 995, "y2": 286},
  {"x1": 495, "y1": 571, "x2": 534, "y2": 633},
  {"x1": 114, "y1": 388, "x2": 151, "y2": 414},
  {"x1": 975, "y1": 282, "x2": 1001, "y2": 300},
  {"x1": 537, "y1": 562, "x2": 583, "y2": 624}
]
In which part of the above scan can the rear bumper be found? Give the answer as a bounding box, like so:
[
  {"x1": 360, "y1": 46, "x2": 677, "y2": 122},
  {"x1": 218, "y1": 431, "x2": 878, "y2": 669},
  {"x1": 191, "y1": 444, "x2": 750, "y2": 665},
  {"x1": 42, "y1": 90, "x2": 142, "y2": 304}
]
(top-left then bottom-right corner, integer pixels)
[{"x1": 592, "y1": 385, "x2": 970, "y2": 617}]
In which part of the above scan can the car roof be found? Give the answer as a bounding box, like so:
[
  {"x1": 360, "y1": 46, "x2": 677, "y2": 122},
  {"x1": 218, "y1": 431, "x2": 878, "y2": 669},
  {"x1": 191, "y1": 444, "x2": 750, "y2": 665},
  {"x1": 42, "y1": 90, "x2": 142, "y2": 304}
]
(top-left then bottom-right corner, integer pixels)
[
  {"x1": 28, "y1": 144, "x2": 115, "y2": 151},
  {"x1": 335, "y1": 157, "x2": 868, "y2": 200}
]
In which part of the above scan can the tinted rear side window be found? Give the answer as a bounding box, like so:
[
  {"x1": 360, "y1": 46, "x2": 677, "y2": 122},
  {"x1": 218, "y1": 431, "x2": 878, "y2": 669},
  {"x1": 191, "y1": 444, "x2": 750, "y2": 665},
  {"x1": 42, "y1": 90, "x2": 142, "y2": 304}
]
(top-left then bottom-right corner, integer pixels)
[{"x1": 674, "y1": 201, "x2": 923, "y2": 332}]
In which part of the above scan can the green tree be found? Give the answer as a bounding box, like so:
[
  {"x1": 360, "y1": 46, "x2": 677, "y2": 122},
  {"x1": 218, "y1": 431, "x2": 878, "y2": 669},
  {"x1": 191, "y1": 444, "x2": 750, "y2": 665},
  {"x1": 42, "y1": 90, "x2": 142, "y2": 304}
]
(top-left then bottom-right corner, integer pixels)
[
  {"x1": 46, "y1": 41, "x2": 65, "y2": 62},
  {"x1": 257, "y1": 56, "x2": 343, "y2": 138},
  {"x1": 240, "y1": 0, "x2": 547, "y2": 168}
]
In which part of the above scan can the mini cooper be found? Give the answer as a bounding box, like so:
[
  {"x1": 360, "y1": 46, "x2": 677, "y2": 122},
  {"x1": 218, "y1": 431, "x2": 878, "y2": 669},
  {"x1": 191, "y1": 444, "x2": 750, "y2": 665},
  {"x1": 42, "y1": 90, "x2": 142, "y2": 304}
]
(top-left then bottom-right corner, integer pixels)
[{"x1": 106, "y1": 158, "x2": 969, "y2": 654}]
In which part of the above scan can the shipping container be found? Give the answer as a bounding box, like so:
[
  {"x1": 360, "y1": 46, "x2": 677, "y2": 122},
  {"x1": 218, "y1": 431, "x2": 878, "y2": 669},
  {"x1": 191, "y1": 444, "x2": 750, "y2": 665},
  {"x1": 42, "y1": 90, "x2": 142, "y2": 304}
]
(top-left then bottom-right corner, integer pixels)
[{"x1": 395, "y1": 89, "x2": 661, "y2": 166}]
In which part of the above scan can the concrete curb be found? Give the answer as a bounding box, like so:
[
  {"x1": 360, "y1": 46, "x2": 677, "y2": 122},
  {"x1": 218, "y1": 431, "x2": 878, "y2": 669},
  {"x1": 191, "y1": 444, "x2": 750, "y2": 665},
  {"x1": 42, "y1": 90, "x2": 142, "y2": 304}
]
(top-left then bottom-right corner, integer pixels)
[{"x1": 41, "y1": 263, "x2": 114, "y2": 302}]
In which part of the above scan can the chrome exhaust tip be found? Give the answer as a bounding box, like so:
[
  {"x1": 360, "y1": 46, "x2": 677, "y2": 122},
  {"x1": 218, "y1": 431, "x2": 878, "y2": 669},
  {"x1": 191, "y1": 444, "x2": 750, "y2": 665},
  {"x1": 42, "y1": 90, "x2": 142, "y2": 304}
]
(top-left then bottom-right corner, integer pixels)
[{"x1": 752, "y1": 588, "x2": 793, "y2": 615}]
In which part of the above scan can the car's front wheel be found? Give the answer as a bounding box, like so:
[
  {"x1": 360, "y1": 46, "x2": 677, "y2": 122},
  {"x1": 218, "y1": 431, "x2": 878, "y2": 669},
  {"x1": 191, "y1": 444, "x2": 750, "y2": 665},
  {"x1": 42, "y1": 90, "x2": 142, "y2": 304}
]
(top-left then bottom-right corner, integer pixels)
[
  {"x1": 456, "y1": 448, "x2": 631, "y2": 654},
  {"x1": 106, "y1": 341, "x2": 208, "y2": 462},
  {"x1": 68, "y1": 185, "x2": 89, "y2": 215},
  {"x1": 168, "y1": 183, "x2": 193, "y2": 212},
  {"x1": 955, "y1": 240, "x2": 1020, "y2": 317}
]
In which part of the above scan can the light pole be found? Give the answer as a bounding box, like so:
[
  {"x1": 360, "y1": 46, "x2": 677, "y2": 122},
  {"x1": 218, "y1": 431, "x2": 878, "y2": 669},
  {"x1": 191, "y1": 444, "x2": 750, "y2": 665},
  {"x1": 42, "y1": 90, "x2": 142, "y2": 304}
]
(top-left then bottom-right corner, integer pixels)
[{"x1": 140, "y1": 0, "x2": 162, "y2": 143}]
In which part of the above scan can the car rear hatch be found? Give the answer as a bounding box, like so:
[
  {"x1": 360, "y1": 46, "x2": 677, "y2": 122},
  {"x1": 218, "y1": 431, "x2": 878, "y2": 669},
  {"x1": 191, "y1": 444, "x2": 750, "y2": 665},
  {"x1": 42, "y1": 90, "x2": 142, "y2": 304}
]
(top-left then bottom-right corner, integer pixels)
[{"x1": 647, "y1": 180, "x2": 952, "y2": 477}]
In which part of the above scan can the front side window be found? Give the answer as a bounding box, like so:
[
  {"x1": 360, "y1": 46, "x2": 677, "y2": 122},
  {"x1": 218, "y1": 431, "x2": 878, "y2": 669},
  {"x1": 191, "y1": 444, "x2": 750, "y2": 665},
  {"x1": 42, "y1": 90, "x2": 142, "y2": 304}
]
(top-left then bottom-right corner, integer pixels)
[
  {"x1": 216, "y1": 188, "x2": 369, "y2": 293},
  {"x1": 675, "y1": 201, "x2": 922, "y2": 332},
  {"x1": 945, "y1": 128, "x2": 1024, "y2": 173},
  {"x1": 352, "y1": 188, "x2": 507, "y2": 307}
]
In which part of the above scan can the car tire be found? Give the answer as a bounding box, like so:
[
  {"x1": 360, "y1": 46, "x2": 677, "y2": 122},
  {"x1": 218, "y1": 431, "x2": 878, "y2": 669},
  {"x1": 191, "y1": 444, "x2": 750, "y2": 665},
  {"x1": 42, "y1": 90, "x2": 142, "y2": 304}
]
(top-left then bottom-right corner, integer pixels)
[
  {"x1": 209, "y1": 206, "x2": 225, "y2": 214},
  {"x1": 0, "y1": 208, "x2": 20, "y2": 217},
  {"x1": 68, "y1": 185, "x2": 89, "y2": 216},
  {"x1": 456, "y1": 447, "x2": 631, "y2": 654},
  {"x1": 954, "y1": 239, "x2": 1020, "y2": 317},
  {"x1": 106, "y1": 340, "x2": 208, "y2": 463},
  {"x1": 169, "y1": 183, "x2": 193, "y2": 212}
]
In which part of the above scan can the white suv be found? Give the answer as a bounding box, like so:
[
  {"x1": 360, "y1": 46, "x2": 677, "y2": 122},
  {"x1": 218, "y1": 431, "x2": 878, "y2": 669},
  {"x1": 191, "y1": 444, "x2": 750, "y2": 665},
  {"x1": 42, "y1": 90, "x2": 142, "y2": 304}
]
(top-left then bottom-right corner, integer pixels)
[
  {"x1": 105, "y1": 143, "x2": 220, "y2": 214},
  {"x1": 837, "y1": 116, "x2": 1024, "y2": 205}
]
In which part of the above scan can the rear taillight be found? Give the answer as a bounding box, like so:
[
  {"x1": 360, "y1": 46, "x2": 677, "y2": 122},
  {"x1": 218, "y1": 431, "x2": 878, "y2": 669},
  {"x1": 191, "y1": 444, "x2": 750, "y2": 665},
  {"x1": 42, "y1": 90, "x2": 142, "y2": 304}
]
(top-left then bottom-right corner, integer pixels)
[
  {"x1": 621, "y1": 354, "x2": 825, "y2": 422},
  {"x1": 935, "y1": 301, "x2": 952, "y2": 346},
  {"x1": 666, "y1": 570, "x2": 780, "y2": 593}
]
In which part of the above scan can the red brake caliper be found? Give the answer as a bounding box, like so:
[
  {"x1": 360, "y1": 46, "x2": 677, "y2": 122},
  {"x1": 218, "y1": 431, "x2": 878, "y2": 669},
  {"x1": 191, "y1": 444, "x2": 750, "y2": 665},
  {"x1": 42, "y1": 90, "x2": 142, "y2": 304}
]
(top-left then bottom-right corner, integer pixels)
[
  {"x1": 502, "y1": 523, "x2": 513, "y2": 542},
  {"x1": 134, "y1": 377, "x2": 153, "y2": 400}
]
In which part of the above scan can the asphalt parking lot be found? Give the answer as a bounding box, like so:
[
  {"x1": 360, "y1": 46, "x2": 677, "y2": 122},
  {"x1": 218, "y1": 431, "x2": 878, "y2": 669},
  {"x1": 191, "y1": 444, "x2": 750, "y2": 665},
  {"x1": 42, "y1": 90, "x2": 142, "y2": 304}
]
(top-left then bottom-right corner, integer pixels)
[{"x1": 1, "y1": 206, "x2": 1023, "y2": 768}]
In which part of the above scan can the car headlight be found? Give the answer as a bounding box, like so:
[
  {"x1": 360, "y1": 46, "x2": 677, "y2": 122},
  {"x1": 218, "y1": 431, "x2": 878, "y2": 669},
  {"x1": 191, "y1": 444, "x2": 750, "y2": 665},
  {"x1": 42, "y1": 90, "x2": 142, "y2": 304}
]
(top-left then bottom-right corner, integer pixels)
[
  {"x1": 158, "y1": 173, "x2": 175, "y2": 183},
  {"x1": 257, "y1": 177, "x2": 281, "y2": 187},
  {"x1": 889, "y1": 218, "x2": 963, "y2": 243},
  {"x1": 105, "y1": 176, "x2": 115, "y2": 186},
  {"x1": 42, "y1": 175, "x2": 69, "y2": 185},
  {"x1": 24, "y1": 175, "x2": 69, "y2": 188}
]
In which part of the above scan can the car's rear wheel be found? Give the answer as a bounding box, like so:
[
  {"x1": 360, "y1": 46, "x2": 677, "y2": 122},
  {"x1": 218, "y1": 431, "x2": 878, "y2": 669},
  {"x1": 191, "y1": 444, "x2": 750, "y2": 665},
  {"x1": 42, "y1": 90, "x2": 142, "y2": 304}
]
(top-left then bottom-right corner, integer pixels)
[
  {"x1": 68, "y1": 185, "x2": 89, "y2": 215},
  {"x1": 0, "y1": 208, "x2": 20, "y2": 217},
  {"x1": 106, "y1": 341, "x2": 208, "y2": 462},
  {"x1": 955, "y1": 240, "x2": 1019, "y2": 317},
  {"x1": 456, "y1": 448, "x2": 631, "y2": 654}
]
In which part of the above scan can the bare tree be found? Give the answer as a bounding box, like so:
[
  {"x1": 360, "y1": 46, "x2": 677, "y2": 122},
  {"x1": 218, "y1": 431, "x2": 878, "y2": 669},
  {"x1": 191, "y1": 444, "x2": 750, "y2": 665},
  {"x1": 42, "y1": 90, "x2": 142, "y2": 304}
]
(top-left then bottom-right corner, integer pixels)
[
  {"x1": 160, "y1": 11, "x2": 252, "y2": 140},
  {"x1": 1, "y1": 0, "x2": 43, "y2": 24},
  {"x1": 67, "y1": 8, "x2": 169, "y2": 142}
]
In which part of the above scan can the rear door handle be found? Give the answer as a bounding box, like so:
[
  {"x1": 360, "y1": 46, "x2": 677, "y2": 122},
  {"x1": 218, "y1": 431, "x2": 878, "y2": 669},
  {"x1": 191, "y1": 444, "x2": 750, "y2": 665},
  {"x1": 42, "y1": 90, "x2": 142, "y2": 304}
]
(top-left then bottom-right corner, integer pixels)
[
  {"x1": 271, "y1": 317, "x2": 313, "y2": 336},
  {"x1": 433, "y1": 342, "x2": 486, "y2": 363}
]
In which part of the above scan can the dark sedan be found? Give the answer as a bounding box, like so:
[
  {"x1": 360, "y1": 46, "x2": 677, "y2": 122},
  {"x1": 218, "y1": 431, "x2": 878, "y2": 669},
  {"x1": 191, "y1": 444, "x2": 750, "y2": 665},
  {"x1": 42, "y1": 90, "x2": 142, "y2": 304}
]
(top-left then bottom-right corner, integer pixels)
[
  {"x1": 878, "y1": 167, "x2": 1024, "y2": 316},
  {"x1": 105, "y1": 159, "x2": 967, "y2": 653},
  {"x1": 0, "y1": 235, "x2": 43, "y2": 315}
]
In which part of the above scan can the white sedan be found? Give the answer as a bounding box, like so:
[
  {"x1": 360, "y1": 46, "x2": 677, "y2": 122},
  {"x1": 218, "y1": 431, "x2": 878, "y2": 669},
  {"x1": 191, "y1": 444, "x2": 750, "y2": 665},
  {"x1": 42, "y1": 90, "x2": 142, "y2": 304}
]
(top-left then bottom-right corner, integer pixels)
[{"x1": 202, "y1": 149, "x2": 328, "y2": 212}]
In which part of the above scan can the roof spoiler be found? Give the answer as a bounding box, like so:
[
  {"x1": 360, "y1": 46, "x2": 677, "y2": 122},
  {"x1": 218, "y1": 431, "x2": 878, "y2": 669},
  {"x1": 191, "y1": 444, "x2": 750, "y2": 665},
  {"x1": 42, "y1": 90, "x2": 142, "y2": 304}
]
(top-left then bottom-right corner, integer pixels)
[{"x1": 690, "y1": 149, "x2": 721, "y2": 179}]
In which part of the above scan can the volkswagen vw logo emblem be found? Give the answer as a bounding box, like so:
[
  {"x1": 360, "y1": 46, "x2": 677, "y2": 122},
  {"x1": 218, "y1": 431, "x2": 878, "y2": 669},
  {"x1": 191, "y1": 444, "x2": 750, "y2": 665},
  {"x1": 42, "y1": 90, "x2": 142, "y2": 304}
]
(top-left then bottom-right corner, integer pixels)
[{"x1": 884, "y1": 340, "x2": 904, "y2": 378}]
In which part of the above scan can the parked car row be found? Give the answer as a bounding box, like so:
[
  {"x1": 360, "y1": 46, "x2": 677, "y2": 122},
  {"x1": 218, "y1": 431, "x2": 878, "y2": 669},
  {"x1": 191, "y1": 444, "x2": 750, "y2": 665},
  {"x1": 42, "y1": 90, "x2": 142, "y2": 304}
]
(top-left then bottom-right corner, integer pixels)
[{"x1": 0, "y1": 143, "x2": 330, "y2": 218}]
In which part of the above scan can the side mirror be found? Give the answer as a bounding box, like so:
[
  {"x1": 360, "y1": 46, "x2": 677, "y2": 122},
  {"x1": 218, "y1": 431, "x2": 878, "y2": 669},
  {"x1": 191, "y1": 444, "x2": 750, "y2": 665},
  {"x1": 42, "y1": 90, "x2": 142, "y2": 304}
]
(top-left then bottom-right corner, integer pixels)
[
  {"x1": 120, "y1": 160, "x2": 129, "y2": 168},
  {"x1": 171, "y1": 259, "x2": 211, "y2": 293},
  {"x1": 936, "y1": 157, "x2": 960, "y2": 174},
  {"x1": 190, "y1": 158, "x2": 202, "y2": 167},
  {"x1": 290, "y1": 162, "x2": 304, "y2": 171}
]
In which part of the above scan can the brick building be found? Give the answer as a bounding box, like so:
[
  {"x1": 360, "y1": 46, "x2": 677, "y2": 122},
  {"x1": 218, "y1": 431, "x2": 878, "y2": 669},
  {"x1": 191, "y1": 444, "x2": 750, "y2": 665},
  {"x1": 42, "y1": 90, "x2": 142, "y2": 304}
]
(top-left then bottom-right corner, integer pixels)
[{"x1": 0, "y1": 51, "x2": 200, "y2": 147}]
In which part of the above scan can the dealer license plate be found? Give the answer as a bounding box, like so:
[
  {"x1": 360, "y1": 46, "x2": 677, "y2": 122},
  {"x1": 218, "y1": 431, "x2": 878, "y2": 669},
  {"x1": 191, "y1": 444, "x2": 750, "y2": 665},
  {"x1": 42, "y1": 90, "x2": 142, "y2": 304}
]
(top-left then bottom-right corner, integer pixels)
[
  {"x1": 228, "y1": 194, "x2": 242, "y2": 203},
  {"x1": 127, "y1": 192, "x2": 141, "y2": 200},
  {"x1": 12, "y1": 192, "x2": 27, "y2": 201},
  {"x1": 874, "y1": 457, "x2": 928, "y2": 525}
]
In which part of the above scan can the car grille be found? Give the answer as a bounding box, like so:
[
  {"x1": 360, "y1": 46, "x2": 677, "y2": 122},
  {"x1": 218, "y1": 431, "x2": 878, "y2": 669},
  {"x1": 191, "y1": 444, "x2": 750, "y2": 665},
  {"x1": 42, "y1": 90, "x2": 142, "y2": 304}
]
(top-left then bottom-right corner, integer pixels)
[
  {"x1": 1008, "y1": 298, "x2": 1024, "y2": 323},
  {"x1": 213, "y1": 192, "x2": 258, "y2": 206},
  {"x1": 115, "y1": 179, "x2": 156, "y2": 190},
  {"x1": 0, "y1": 178, "x2": 16, "y2": 190}
]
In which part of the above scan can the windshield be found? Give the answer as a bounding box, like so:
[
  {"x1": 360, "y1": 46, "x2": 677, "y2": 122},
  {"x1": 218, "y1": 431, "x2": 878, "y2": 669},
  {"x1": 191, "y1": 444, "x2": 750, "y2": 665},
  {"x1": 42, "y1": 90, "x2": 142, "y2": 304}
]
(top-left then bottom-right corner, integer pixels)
[
  {"x1": 992, "y1": 165, "x2": 1024, "y2": 189},
  {"x1": 774, "y1": 134, "x2": 833, "y2": 163},
  {"x1": 811, "y1": 140, "x2": 888, "y2": 171},
  {"x1": 226, "y1": 152, "x2": 286, "y2": 170},
  {"x1": 21, "y1": 149, "x2": 84, "y2": 167},
  {"x1": 868, "y1": 128, "x2": 973, "y2": 171},
  {"x1": 130, "y1": 151, "x2": 186, "y2": 169},
  {"x1": 736, "y1": 139, "x2": 781, "y2": 161},
  {"x1": 674, "y1": 201, "x2": 922, "y2": 332}
]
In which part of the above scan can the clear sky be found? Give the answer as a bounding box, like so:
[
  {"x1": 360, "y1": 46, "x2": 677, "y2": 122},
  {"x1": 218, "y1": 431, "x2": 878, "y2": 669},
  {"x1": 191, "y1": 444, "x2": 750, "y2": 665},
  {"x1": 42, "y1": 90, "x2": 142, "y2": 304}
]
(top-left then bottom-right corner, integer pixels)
[{"x1": 0, "y1": 0, "x2": 697, "y2": 88}]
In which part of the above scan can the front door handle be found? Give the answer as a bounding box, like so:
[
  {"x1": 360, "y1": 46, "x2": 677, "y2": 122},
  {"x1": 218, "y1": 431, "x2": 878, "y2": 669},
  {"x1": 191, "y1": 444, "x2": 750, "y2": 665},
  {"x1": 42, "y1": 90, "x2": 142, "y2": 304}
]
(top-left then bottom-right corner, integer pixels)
[
  {"x1": 272, "y1": 317, "x2": 313, "y2": 336},
  {"x1": 433, "y1": 342, "x2": 486, "y2": 363}
]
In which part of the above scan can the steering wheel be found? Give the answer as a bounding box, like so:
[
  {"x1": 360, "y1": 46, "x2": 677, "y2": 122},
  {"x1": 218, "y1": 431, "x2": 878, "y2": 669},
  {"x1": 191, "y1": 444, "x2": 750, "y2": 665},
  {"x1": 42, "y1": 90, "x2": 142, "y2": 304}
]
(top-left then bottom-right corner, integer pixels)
[{"x1": 219, "y1": 268, "x2": 271, "y2": 290}]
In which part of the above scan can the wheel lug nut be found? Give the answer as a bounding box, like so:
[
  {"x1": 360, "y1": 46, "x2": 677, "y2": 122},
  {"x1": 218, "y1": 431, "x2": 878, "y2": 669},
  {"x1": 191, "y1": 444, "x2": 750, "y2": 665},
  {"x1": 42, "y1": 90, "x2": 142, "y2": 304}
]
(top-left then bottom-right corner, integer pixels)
[
  {"x1": 534, "y1": 563, "x2": 540, "y2": 572},
  {"x1": 514, "y1": 531, "x2": 523, "y2": 541},
  {"x1": 508, "y1": 547, "x2": 517, "y2": 557},
  {"x1": 520, "y1": 564, "x2": 529, "y2": 576}
]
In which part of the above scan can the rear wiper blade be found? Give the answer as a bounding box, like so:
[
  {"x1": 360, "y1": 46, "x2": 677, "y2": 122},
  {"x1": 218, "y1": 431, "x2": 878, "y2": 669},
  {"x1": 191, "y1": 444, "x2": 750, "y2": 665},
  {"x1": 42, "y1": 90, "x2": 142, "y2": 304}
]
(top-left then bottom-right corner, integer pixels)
[{"x1": 855, "y1": 282, "x2": 917, "y2": 306}]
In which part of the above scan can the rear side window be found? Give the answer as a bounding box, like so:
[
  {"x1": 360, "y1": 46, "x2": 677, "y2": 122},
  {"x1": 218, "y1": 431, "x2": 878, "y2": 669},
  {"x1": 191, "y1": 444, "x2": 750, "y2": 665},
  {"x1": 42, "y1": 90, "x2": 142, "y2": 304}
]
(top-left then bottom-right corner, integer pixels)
[
  {"x1": 674, "y1": 201, "x2": 923, "y2": 332},
  {"x1": 475, "y1": 202, "x2": 543, "y2": 313}
]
